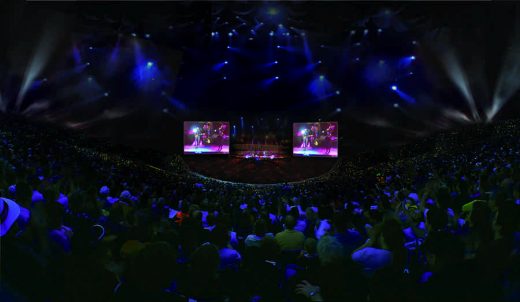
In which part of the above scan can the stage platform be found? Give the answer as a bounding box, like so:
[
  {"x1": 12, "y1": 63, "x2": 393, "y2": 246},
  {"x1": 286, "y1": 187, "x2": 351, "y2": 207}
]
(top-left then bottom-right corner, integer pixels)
[{"x1": 183, "y1": 156, "x2": 337, "y2": 184}]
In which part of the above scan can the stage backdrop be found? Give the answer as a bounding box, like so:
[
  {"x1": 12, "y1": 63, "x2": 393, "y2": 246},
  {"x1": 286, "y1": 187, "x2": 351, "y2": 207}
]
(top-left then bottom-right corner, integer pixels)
[
  {"x1": 293, "y1": 122, "x2": 338, "y2": 157},
  {"x1": 184, "y1": 121, "x2": 230, "y2": 154}
]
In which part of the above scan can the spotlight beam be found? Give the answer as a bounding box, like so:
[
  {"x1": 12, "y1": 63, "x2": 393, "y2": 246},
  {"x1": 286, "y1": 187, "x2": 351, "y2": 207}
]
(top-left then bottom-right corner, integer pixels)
[
  {"x1": 15, "y1": 26, "x2": 60, "y2": 111},
  {"x1": 488, "y1": 40, "x2": 520, "y2": 121},
  {"x1": 440, "y1": 49, "x2": 480, "y2": 122}
]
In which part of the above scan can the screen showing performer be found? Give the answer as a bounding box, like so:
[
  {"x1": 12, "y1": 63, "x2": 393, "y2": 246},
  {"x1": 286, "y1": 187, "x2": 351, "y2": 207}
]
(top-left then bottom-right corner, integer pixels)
[
  {"x1": 293, "y1": 122, "x2": 338, "y2": 157},
  {"x1": 184, "y1": 121, "x2": 230, "y2": 154}
]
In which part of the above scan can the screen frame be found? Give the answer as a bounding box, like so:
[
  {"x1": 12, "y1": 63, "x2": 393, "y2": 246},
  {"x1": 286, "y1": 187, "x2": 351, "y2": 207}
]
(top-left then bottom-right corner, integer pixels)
[
  {"x1": 183, "y1": 121, "x2": 231, "y2": 155},
  {"x1": 292, "y1": 121, "x2": 339, "y2": 158}
]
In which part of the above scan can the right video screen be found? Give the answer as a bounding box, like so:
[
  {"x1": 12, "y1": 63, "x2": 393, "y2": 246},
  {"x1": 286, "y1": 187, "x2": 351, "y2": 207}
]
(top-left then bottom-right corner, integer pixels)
[{"x1": 293, "y1": 122, "x2": 338, "y2": 157}]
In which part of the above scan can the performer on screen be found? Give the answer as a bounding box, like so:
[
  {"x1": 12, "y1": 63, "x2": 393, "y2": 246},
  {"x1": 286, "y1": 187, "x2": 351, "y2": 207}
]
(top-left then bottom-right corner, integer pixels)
[
  {"x1": 216, "y1": 123, "x2": 228, "y2": 152},
  {"x1": 310, "y1": 123, "x2": 320, "y2": 147},
  {"x1": 202, "y1": 122, "x2": 212, "y2": 145},
  {"x1": 324, "y1": 123, "x2": 336, "y2": 155},
  {"x1": 300, "y1": 128, "x2": 311, "y2": 149},
  {"x1": 192, "y1": 126, "x2": 203, "y2": 147}
]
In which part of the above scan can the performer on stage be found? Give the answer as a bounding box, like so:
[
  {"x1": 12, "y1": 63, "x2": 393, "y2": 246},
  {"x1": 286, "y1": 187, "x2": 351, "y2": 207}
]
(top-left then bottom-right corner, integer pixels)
[{"x1": 324, "y1": 123, "x2": 336, "y2": 155}]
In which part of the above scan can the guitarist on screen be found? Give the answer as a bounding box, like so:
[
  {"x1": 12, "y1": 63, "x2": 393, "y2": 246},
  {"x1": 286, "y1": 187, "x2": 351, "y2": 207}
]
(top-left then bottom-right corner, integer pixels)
[
  {"x1": 324, "y1": 123, "x2": 336, "y2": 155},
  {"x1": 216, "y1": 123, "x2": 228, "y2": 152}
]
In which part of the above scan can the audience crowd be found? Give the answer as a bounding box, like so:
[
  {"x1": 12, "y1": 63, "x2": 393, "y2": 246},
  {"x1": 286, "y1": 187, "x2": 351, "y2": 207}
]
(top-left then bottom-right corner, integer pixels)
[{"x1": 1, "y1": 114, "x2": 520, "y2": 302}]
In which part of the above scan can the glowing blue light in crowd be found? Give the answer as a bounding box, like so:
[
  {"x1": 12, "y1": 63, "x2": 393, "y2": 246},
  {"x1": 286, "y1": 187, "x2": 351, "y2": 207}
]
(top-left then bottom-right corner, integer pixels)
[
  {"x1": 363, "y1": 29, "x2": 369, "y2": 35},
  {"x1": 131, "y1": 33, "x2": 137, "y2": 37},
  {"x1": 227, "y1": 45, "x2": 231, "y2": 49},
  {"x1": 319, "y1": 75, "x2": 325, "y2": 81},
  {"x1": 269, "y1": 31, "x2": 274, "y2": 36},
  {"x1": 89, "y1": 46, "x2": 93, "y2": 50},
  {"x1": 224, "y1": 61, "x2": 228, "y2": 64},
  {"x1": 336, "y1": 90, "x2": 341, "y2": 95},
  {"x1": 145, "y1": 33, "x2": 151, "y2": 39},
  {"x1": 276, "y1": 45, "x2": 281, "y2": 48},
  {"x1": 146, "y1": 61, "x2": 154, "y2": 68},
  {"x1": 223, "y1": 76, "x2": 227, "y2": 80},
  {"x1": 275, "y1": 76, "x2": 279, "y2": 80},
  {"x1": 391, "y1": 85, "x2": 397, "y2": 91},
  {"x1": 86, "y1": 62, "x2": 91, "y2": 66},
  {"x1": 274, "y1": 60, "x2": 278, "y2": 64},
  {"x1": 104, "y1": 92, "x2": 109, "y2": 97},
  {"x1": 393, "y1": 103, "x2": 399, "y2": 108},
  {"x1": 336, "y1": 108, "x2": 342, "y2": 112},
  {"x1": 411, "y1": 56, "x2": 416, "y2": 60},
  {"x1": 228, "y1": 32, "x2": 233, "y2": 37},
  {"x1": 378, "y1": 28, "x2": 382, "y2": 33}
]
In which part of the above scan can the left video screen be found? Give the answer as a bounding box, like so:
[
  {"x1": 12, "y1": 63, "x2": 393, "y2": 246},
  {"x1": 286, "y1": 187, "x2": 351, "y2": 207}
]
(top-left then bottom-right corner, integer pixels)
[{"x1": 183, "y1": 121, "x2": 230, "y2": 154}]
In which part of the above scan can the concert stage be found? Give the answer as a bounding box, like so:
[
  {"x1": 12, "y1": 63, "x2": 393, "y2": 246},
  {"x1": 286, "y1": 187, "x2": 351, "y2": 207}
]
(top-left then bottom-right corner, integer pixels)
[
  {"x1": 293, "y1": 147, "x2": 338, "y2": 157},
  {"x1": 184, "y1": 145, "x2": 229, "y2": 154},
  {"x1": 184, "y1": 156, "x2": 337, "y2": 184}
]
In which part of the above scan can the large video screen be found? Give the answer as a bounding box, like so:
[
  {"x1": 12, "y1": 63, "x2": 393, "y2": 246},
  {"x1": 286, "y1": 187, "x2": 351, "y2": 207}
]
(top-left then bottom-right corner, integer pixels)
[
  {"x1": 293, "y1": 122, "x2": 338, "y2": 157},
  {"x1": 183, "y1": 121, "x2": 230, "y2": 154}
]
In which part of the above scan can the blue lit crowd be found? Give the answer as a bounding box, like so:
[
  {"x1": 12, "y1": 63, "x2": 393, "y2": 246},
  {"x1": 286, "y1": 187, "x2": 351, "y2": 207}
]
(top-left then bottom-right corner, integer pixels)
[{"x1": 1, "y1": 115, "x2": 520, "y2": 302}]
